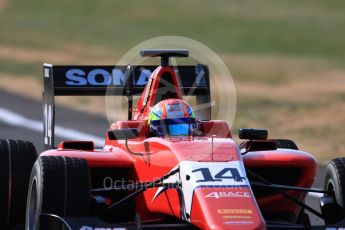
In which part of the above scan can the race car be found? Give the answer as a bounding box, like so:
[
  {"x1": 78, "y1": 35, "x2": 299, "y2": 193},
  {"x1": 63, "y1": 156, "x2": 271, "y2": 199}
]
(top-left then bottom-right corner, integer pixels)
[{"x1": 1, "y1": 49, "x2": 345, "y2": 230}]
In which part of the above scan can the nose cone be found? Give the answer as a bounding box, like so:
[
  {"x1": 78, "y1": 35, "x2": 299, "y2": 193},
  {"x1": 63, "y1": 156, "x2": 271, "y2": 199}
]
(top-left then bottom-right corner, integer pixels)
[
  {"x1": 178, "y1": 161, "x2": 266, "y2": 230},
  {"x1": 190, "y1": 187, "x2": 266, "y2": 230}
]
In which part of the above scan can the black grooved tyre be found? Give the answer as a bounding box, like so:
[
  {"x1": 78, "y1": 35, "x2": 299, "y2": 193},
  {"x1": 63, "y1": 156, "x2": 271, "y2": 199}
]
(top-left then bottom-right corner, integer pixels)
[
  {"x1": 323, "y1": 157, "x2": 345, "y2": 223},
  {"x1": 0, "y1": 140, "x2": 37, "y2": 230},
  {"x1": 26, "y1": 156, "x2": 90, "y2": 230}
]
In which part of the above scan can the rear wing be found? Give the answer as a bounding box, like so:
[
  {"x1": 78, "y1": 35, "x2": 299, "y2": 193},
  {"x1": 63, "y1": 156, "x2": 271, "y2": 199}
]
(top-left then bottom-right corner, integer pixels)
[{"x1": 43, "y1": 64, "x2": 210, "y2": 150}]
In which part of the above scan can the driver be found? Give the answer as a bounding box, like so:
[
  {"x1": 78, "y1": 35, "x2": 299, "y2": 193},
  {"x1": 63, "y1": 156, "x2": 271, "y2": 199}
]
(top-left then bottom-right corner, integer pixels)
[{"x1": 148, "y1": 99, "x2": 197, "y2": 137}]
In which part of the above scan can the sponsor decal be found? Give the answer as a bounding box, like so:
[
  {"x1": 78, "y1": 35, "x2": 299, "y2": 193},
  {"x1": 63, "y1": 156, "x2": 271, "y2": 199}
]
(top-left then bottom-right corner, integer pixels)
[
  {"x1": 65, "y1": 68, "x2": 151, "y2": 86},
  {"x1": 222, "y1": 215, "x2": 252, "y2": 219},
  {"x1": 167, "y1": 102, "x2": 182, "y2": 112},
  {"x1": 205, "y1": 191, "x2": 251, "y2": 199},
  {"x1": 80, "y1": 226, "x2": 126, "y2": 230},
  {"x1": 325, "y1": 228, "x2": 345, "y2": 230},
  {"x1": 217, "y1": 209, "x2": 253, "y2": 214},
  {"x1": 195, "y1": 66, "x2": 206, "y2": 86},
  {"x1": 224, "y1": 221, "x2": 254, "y2": 225},
  {"x1": 63, "y1": 67, "x2": 207, "y2": 87}
]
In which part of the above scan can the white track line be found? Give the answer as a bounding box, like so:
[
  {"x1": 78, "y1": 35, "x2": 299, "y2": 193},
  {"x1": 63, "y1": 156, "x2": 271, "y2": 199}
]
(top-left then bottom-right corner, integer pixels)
[{"x1": 0, "y1": 107, "x2": 104, "y2": 146}]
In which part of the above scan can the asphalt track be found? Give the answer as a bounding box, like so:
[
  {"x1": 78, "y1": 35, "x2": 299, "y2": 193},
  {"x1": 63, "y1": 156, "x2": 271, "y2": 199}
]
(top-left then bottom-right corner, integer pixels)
[{"x1": 0, "y1": 90, "x2": 325, "y2": 226}]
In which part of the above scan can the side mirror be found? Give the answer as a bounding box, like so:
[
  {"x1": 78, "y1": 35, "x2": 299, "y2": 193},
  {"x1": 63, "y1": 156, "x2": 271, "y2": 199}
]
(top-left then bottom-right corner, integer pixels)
[
  {"x1": 108, "y1": 128, "x2": 139, "y2": 140},
  {"x1": 239, "y1": 128, "x2": 268, "y2": 140}
]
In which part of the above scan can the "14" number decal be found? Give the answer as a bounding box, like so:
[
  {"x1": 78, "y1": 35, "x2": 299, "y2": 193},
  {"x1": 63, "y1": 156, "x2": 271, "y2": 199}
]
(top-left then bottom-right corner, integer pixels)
[{"x1": 192, "y1": 168, "x2": 245, "y2": 183}]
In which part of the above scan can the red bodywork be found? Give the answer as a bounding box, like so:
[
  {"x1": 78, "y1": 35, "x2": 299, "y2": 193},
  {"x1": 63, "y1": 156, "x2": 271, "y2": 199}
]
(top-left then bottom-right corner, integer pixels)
[{"x1": 41, "y1": 65, "x2": 317, "y2": 230}]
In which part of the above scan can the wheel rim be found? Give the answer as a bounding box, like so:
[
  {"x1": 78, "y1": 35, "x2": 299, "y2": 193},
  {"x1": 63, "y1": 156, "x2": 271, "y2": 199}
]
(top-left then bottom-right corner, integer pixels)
[{"x1": 27, "y1": 178, "x2": 37, "y2": 230}]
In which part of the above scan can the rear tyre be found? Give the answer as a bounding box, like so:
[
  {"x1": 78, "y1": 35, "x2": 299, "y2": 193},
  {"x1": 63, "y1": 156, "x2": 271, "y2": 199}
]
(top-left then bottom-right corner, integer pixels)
[
  {"x1": 25, "y1": 156, "x2": 90, "y2": 230},
  {"x1": 0, "y1": 140, "x2": 37, "y2": 230},
  {"x1": 271, "y1": 139, "x2": 299, "y2": 150},
  {"x1": 323, "y1": 158, "x2": 345, "y2": 224}
]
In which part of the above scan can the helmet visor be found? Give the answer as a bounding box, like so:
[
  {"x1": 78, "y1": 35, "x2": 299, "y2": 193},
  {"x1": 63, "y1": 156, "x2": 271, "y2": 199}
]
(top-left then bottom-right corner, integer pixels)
[
  {"x1": 151, "y1": 118, "x2": 196, "y2": 136},
  {"x1": 166, "y1": 123, "x2": 190, "y2": 136}
]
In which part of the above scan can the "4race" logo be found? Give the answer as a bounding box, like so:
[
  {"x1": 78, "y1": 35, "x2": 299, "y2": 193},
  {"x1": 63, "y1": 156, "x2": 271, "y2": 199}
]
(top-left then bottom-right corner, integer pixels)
[{"x1": 205, "y1": 191, "x2": 251, "y2": 199}]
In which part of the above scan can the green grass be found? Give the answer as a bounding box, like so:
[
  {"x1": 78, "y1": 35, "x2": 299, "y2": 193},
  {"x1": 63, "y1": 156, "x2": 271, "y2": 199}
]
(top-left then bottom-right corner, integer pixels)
[
  {"x1": 0, "y1": 0, "x2": 345, "y2": 62},
  {"x1": 0, "y1": 58, "x2": 40, "y2": 77}
]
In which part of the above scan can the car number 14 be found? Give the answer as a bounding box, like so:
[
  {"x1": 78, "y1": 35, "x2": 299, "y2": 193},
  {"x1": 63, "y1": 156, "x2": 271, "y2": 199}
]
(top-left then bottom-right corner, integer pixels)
[{"x1": 192, "y1": 167, "x2": 245, "y2": 183}]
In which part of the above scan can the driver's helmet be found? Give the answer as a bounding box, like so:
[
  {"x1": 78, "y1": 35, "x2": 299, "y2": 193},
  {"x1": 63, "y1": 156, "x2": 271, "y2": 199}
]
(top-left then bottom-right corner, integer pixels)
[{"x1": 148, "y1": 99, "x2": 196, "y2": 137}]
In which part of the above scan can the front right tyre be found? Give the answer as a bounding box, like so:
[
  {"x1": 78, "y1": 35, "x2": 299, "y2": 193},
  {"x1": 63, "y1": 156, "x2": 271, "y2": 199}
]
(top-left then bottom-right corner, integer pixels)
[{"x1": 25, "y1": 156, "x2": 90, "y2": 230}]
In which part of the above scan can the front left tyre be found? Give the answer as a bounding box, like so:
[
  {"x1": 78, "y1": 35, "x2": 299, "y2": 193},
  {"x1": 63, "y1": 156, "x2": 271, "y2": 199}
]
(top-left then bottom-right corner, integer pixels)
[
  {"x1": 25, "y1": 156, "x2": 90, "y2": 230},
  {"x1": 0, "y1": 140, "x2": 37, "y2": 230}
]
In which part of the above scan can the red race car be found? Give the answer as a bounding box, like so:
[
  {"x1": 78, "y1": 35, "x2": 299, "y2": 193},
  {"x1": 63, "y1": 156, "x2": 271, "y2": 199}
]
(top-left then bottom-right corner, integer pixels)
[{"x1": 1, "y1": 49, "x2": 345, "y2": 230}]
